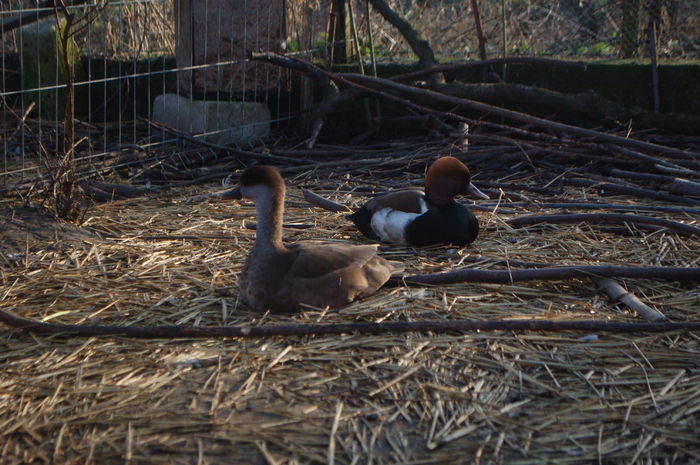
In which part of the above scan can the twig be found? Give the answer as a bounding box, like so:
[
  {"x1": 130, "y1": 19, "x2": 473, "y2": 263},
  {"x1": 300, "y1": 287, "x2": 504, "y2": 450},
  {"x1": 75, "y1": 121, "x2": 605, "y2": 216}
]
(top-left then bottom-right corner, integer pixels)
[
  {"x1": 509, "y1": 213, "x2": 700, "y2": 236},
  {"x1": 129, "y1": 224, "x2": 313, "y2": 242},
  {"x1": 301, "y1": 188, "x2": 351, "y2": 212},
  {"x1": 132, "y1": 234, "x2": 239, "y2": 241},
  {"x1": 1, "y1": 308, "x2": 698, "y2": 338},
  {"x1": 595, "y1": 279, "x2": 667, "y2": 322}
]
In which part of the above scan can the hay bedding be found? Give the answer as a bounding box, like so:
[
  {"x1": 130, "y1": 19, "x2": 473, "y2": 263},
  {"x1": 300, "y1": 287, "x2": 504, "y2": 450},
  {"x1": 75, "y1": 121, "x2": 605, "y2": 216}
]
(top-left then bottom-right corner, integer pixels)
[{"x1": 1, "y1": 154, "x2": 700, "y2": 464}]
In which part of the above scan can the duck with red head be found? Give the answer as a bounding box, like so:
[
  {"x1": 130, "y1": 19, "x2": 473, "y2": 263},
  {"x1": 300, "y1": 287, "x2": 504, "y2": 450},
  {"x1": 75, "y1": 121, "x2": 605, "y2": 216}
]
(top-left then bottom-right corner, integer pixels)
[
  {"x1": 218, "y1": 166, "x2": 404, "y2": 313},
  {"x1": 347, "y1": 156, "x2": 489, "y2": 247}
]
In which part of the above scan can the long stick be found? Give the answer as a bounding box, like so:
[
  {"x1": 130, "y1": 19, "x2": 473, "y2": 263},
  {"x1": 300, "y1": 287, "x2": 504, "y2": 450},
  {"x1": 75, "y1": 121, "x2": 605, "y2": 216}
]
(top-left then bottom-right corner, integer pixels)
[
  {"x1": 400, "y1": 266, "x2": 700, "y2": 285},
  {"x1": 1, "y1": 308, "x2": 698, "y2": 338},
  {"x1": 509, "y1": 213, "x2": 700, "y2": 237}
]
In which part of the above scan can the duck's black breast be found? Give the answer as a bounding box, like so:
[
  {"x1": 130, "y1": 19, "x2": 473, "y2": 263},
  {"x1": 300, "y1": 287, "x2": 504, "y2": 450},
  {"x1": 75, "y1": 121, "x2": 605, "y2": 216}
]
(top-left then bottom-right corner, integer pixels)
[
  {"x1": 346, "y1": 206, "x2": 380, "y2": 241},
  {"x1": 404, "y1": 201, "x2": 479, "y2": 247}
]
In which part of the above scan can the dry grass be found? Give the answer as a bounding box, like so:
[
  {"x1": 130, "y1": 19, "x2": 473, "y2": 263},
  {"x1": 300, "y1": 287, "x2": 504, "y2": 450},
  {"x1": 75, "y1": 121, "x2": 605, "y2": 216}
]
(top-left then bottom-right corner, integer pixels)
[{"x1": 1, "y1": 163, "x2": 699, "y2": 464}]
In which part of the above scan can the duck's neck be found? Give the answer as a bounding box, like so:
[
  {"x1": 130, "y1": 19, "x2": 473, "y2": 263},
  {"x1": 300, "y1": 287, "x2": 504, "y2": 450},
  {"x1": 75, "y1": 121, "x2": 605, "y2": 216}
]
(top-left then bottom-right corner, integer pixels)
[{"x1": 253, "y1": 189, "x2": 284, "y2": 251}]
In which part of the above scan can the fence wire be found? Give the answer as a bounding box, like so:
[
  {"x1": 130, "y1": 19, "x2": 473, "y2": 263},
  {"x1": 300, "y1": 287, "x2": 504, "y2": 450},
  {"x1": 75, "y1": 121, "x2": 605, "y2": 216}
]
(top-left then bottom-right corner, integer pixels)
[{"x1": 1, "y1": 0, "x2": 699, "y2": 183}]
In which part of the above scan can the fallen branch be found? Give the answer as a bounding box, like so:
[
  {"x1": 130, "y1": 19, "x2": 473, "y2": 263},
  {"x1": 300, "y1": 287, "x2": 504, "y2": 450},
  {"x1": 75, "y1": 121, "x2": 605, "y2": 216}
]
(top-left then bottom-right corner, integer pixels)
[
  {"x1": 481, "y1": 201, "x2": 700, "y2": 215},
  {"x1": 399, "y1": 266, "x2": 700, "y2": 285},
  {"x1": 608, "y1": 168, "x2": 676, "y2": 183},
  {"x1": 429, "y1": 82, "x2": 700, "y2": 136},
  {"x1": 334, "y1": 73, "x2": 700, "y2": 162},
  {"x1": 509, "y1": 213, "x2": 700, "y2": 236},
  {"x1": 611, "y1": 145, "x2": 699, "y2": 171},
  {"x1": 596, "y1": 279, "x2": 667, "y2": 322},
  {"x1": 79, "y1": 179, "x2": 151, "y2": 202},
  {"x1": 566, "y1": 178, "x2": 700, "y2": 205},
  {"x1": 669, "y1": 178, "x2": 700, "y2": 197},
  {"x1": 391, "y1": 57, "x2": 586, "y2": 82},
  {"x1": 0, "y1": 307, "x2": 698, "y2": 338},
  {"x1": 654, "y1": 164, "x2": 700, "y2": 178},
  {"x1": 249, "y1": 55, "x2": 698, "y2": 166},
  {"x1": 301, "y1": 188, "x2": 351, "y2": 212}
]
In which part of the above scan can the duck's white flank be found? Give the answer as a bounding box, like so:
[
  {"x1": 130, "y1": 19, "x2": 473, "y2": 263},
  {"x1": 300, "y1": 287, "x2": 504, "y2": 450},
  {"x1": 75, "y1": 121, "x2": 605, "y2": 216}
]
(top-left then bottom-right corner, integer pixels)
[{"x1": 370, "y1": 198, "x2": 428, "y2": 244}]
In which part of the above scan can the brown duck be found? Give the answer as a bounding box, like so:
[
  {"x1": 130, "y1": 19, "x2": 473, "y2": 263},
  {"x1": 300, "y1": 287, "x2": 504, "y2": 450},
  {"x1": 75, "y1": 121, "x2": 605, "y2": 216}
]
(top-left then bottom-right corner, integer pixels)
[{"x1": 219, "y1": 166, "x2": 404, "y2": 313}]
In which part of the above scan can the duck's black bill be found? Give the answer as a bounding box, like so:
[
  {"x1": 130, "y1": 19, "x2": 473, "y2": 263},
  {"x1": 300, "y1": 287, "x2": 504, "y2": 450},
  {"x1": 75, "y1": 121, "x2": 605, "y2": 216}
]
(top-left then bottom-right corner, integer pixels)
[
  {"x1": 216, "y1": 186, "x2": 242, "y2": 200},
  {"x1": 467, "y1": 182, "x2": 490, "y2": 200}
]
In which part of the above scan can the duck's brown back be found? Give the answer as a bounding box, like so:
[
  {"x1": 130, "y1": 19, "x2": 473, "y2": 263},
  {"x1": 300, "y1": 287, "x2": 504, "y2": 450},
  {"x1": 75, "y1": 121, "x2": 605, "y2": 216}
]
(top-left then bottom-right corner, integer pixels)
[
  {"x1": 239, "y1": 242, "x2": 403, "y2": 313},
  {"x1": 363, "y1": 188, "x2": 425, "y2": 213}
]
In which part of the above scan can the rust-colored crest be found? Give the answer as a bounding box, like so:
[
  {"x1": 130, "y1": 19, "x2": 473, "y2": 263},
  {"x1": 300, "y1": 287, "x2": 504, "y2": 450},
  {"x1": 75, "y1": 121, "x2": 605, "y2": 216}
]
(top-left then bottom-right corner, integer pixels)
[{"x1": 424, "y1": 156, "x2": 472, "y2": 205}]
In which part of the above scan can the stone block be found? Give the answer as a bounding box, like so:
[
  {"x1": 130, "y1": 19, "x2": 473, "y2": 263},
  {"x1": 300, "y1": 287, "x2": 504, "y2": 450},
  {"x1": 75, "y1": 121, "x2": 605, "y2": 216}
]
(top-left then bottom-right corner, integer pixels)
[{"x1": 152, "y1": 93, "x2": 271, "y2": 145}]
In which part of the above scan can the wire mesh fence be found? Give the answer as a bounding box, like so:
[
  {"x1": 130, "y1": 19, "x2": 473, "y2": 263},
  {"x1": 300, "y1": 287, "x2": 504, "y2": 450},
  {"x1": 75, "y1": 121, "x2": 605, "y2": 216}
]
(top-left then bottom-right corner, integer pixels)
[
  {"x1": 1, "y1": 0, "x2": 699, "y2": 185},
  {"x1": 358, "y1": 0, "x2": 700, "y2": 61}
]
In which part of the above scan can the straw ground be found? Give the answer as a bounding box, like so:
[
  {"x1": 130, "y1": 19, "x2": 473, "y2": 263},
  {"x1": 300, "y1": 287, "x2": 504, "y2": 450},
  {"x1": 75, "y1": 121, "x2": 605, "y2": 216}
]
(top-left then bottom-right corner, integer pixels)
[{"x1": 1, "y1": 167, "x2": 699, "y2": 464}]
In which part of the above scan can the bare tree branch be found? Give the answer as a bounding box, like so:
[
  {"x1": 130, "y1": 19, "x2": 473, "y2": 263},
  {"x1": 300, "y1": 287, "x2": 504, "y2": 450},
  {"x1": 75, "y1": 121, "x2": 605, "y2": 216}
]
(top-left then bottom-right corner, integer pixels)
[{"x1": 367, "y1": 0, "x2": 443, "y2": 83}]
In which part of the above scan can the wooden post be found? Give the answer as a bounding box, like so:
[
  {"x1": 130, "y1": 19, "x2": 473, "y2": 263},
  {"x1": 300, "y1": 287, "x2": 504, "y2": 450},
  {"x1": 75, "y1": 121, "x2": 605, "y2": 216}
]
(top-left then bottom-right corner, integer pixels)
[{"x1": 174, "y1": 0, "x2": 286, "y2": 97}]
